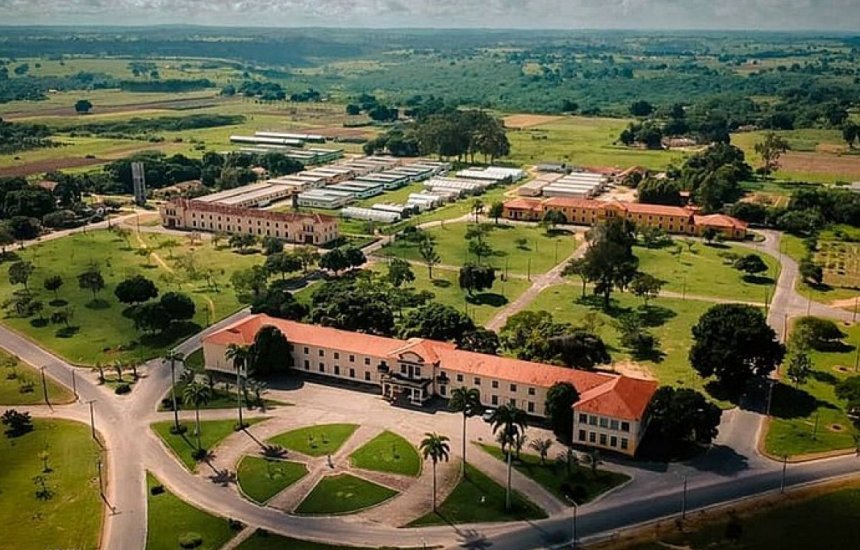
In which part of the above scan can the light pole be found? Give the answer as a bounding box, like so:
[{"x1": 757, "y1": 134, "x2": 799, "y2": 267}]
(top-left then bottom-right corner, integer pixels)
[
  {"x1": 564, "y1": 495, "x2": 578, "y2": 548},
  {"x1": 87, "y1": 400, "x2": 96, "y2": 441},
  {"x1": 40, "y1": 366, "x2": 50, "y2": 407},
  {"x1": 71, "y1": 368, "x2": 78, "y2": 400},
  {"x1": 681, "y1": 475, "x2": 688, "y2": 520},
  {"x1": 166, "y1": 353, "x2": 183, "y2": 433},
  {"x1": 766, "y1": 378, "x2": 776, "y2": 417},
  {"x1": 780, "y1": 454, "x2": 788, "y2": 494}
]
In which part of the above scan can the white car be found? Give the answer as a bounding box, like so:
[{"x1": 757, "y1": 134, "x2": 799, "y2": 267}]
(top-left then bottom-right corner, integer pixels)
[{"x1": 482, "y1": 408, "x2": 496, "y2": 423}]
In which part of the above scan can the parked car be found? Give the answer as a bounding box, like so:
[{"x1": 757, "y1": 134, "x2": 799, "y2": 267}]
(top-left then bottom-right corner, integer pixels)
[{"x1": 482, "y1": 408, "x2": 496, "y2": 423}]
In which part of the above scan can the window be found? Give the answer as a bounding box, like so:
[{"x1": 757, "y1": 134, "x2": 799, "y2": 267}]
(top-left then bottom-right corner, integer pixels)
[
  {"x1": 578, "y1": 430, "x2": 586, "y2": 441},
  {"x1": 491, "y1": 395, "x2": 498, "y2": 405},
  {"x1": 349, "y1": 355, "x2": 355, "y2": 362},
  {"x1": 610, "y1": 419, "x2": 619, "y2": 430},
  {"x1": 349, "y1": 368, "x2": 355, "y2": 378},
  {"x1": 492, "y1": 380, "x2": 499, "y2": 389},
  {"x1": 474, "y1": 377, "x2": 481, "y2": 385},
  {"x1": 440, "y1": 385, "x2": 446, "y2": 396},
  {"x1": 318, "y1": 350, "x2": 324, "y2": 357},
  {"x1": 579, "y1": 413, "x2": 588, "y2": 423},
  {"x1": 401, "y1": 365, "x2": 407, "y2": 374},
  {"x1": 334, "y1": 366, "x2": 340, "y2": 375},
  {"x1": 610, "y1": 436, "x2": 618, "y2": 448},
  {"x1": 527, "y1": 402, "x2": 534, "y2": 413},
  {"x1": 303, "y1": 347, "x2": 309, "y2": 354},
  {"x1": 456, "y1": 374, "x2": 463, "y2": 382},
  {"x1": 303, "y1": 360, "x2": 309, "y2": 369},
  {"x1": 621, "y1": 438, "x2": 629, "y2": 450},
  {"x1": 528, "y1": 387, "x2": 535, "y2": 396},
  {"x1": 509, "y1": 398, "x2": 516, "y2": 406},
  {"x1": 415, "y1": 367, "x2": 421, "y2": 377},
  {"x1": 589, "y1": 432, "x2": 596, "y2": 443},
  {"x1": 599, "y1": 417, "x2": 609, "y2": 428},
  {"x1": 510, "y1": 384, "x2": 517, "y2": 392},
  {"x1": 334, "y1": 352, "x2": 340, "y2": 360},
  {"x1": 599, "y1": 433, "x2": 607, "y2": 446},
  {"x1": 318, "y1": 363, "x2": 324, "y2": 373},
  {"x1": 364, "y1": 372, "x2": 370, "y2": 381},
  {"x1": 621, "y1": 422, "x2": 630, "y2": 432},
  {"x1": 364, "y1": 358, "x2": 370, "y2": 365},
  {"x1": 588, "y1": 416, "x2": 597, "y2": 426}
]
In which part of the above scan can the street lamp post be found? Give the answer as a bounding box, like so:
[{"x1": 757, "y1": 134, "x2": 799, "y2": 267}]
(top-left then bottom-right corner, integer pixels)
[
  {"x1": 780, "y1": 455, "x2": 788, "y2": 494},
  {"x1": 766, "y1": 379, "x2": 776, "y2": 417},
  {"x1": 681, "y1": 475, "x2": 688, "y2": 520},
  {"x1": 40, "y1": 366, "x2": 50, "y2": 407},
  {"x1": 564, "y1": 495, "x2": 578, "y2": 548},
  {"x1": 71, "y1": 368, "x2": 78, "y2": 400},
  {"x1": 87, "y1": 400, "x2": 96, "y2": 441}
]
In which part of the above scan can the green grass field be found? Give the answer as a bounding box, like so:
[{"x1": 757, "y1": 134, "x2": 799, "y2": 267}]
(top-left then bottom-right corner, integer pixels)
[
  {"x1": 527, "y1": 285, "x2": 719, "y2": 397},
  {"x1": 765, "y1": 322, "x2": 860, "y2": 457},
  {"x1": 160, "y1": 380, "x2": 284, "y2": 412},
  {"x1": 349, "y1": 430, "x2": 422, "y2": 477},
  {"x1": 478, "y1": 444, "x2": 629, "y2": 505},
  {"x1": 381, "y1": 222, "x2": 578, "y2": 276},
  {"x1": 267, "y1": 423, "x2": 358, "y2": 457},
  {"x1": 626, "y1": 484, "x2": 860, "y2": 550},
  {"x1": 151, "y1": 418, "x2": 267, "y2": 471},
  {"x1": 0, "y1": 419, "x2": 102, "y2": 550},
  {"x1": 146, "y1": 473, "x2": 236, "y2": 550},
  {"x1": 0, "y1": 230, "x2": 259, "y2": 364},
  {"x1": 237, "y1": 456, "x2": 308, "y2": 504},
  {"x1": 0, "y1": 349, "x2": 75, "y2": 405},
  {"x1": 295, "y1": 473, "x2": 398, "y2": 515},
  {"x1": 409, "y1": 463, "x2": 546, "y2": 526},
  {"x1": 634, "y1": 241, "x2": 780, "y2": 303},
  {"x1": 235, "y1": 529, "x2": 421, "y2": 550}
]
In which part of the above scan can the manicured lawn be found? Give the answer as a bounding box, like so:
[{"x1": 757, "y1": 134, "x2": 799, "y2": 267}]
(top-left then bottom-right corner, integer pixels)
[
  {"x1": 159, "y1": 380, "x2": 283, "y2": 412},
  {"x1": 267, "y1": 423, "x2": 358, "y2": 458},
  {"x1": 349, "y1": 430, "x2": 422, "y2": 477},
  {"x1": 0, "y1": 229, "x2": 260, "y2": 364},
  {"x1": 527, "y1": 285, "x2": 722, "y2": 403},
  {"x1": 235, "y1": 529, "x2": 422, "y2": 550},
  {"x1": 0, "y1": 419, "x2": 102, "y2": 550},
  {"x1": 146, "y1": 473, "x2": 236, "y2": 550},
  {"x1": 409, "y1": 463, "x2": 546, "y2": 526},
  {"x1": 151, "y1": 418, "x2": 267, "y2": 471},
  {"x1": 478, "y1": 444, "x2": 630, "y2": 504},
  {"x1": 765, "y1": 322, "x2": 860, "y2": 457},
  {"x1": 0, "y1": 349, "x2": 74, "y2": 405},
  {"x1": 237, "y1": 456, "x2": 308, "y2": 504},
  {"x1": 369, "y1": 262, "x2": 531, "y2": 326},
  {"x1": 295, "y1": 473, "x2": 398, "y2": 515},
  {"x1": 626, "y1": 484, "x2": 860, "y2": 550},
  {"x1": 382, "y1": 222, "x2": 578, "y2": 275},
  {"x1": 634, "y1": 241, "x2": 780, "y2": 303}
]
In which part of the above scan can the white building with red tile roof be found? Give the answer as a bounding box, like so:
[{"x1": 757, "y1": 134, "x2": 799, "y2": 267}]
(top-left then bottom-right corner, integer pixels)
[{"x1": 202, "y1": 314, "x2": 658, "y2": 456}]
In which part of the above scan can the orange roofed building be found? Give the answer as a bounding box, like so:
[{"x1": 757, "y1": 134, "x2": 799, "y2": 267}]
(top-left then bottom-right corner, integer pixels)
[
  {"x1": 202, "y1": 314, "x2": 659, "y2": 456},
  {"x1": 503, "y1": 197, "x2": 748, "y2": 240}
]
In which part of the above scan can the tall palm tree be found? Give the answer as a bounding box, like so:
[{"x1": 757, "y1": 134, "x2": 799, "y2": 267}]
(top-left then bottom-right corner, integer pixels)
[
  {"x1": 490, "y1": 403, "x2": 528, "y2": 511},
  {"x1": 225, "y1": 344, "x2": 253, "y2": 429},
  {"x1": 448, "y1": 387, "x2": 482, "y2": 477},
  {"x1": 164, "y1": 351, "x2": 185, "y2": 433},
  {"x1": 420, "y1": 432, "x2": 450, "y2": 512},
  {"x1": 182, "y1": 382, "x2": 211, "y2": 452},
  {"x1": 529, "y1": 438, "x2": 553, "y2": 465}
]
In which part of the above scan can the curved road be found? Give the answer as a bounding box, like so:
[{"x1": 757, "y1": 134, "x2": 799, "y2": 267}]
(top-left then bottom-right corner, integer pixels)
[{"x1": 2, "y1": 227, "x2": 859, "y2": 550}]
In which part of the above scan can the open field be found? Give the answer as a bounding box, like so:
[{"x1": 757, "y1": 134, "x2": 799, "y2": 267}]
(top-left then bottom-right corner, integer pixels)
[
  {"x1": 479, "y1": 444, "x2": 630, "y2": 504},
  {"x1": 409, "y1": 463, "x2": 546, "y2": 526},
  {"x1": 348, "y1": 430, "x2": 422, "y2": 477},
  {"x1": 634, "y1": 241, "x2": 780, "y2": 303},
  {"x1": 267, "y1": 423, "x2": 358, "y2": 457},
  {"x1": 146, "y1": 473, "x2": 235, "y2": 550},
  {"x1": 237, "y1": 456, "x2": 308, "y2": 504},
  {"x1": 0, "y1": 349, "x2": 75, "y2": 405},
  {"x1": 152, "y1": 418, "x2": 267, "y2": 471},
  {"x1": 0, "y1": 419, "x2": 102, "y2": 550},
  {"x1": 295, "y1": 473, "x2": 398, "y2": 515},
  {"x1": 0, "y1": 229, "x2": 259, "y2": 364},
  {"x1": 381, "y1": 222, "x2": 579, "y2": 276},
  {"x1": 526, "y1": 286, "x2": 721, "y2": 401},
  {"x1": 764, "y1": 321, "x2": 860, "y2": 457}
]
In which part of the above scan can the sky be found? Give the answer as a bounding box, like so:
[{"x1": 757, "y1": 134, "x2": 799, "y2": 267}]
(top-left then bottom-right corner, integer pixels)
[{"x1": 1, "y1": 0, "x2": 859, "y2": 31}]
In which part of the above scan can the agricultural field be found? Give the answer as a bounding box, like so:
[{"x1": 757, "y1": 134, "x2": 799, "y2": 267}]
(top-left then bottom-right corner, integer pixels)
[{"x1": 0, "y1": 228, "x2": 261, "y2": 365}]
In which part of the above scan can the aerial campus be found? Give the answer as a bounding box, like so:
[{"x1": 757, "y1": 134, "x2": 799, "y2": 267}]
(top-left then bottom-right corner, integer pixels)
[{"x1": 2, "y1": 9, "x2": 860, "y2": 550}]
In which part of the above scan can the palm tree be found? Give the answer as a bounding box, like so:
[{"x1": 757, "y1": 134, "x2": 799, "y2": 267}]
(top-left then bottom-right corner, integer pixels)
[
  {"x1": 490, "y1": 403, "x2": 528, "y2": 511},
  {"x1": 448, "y1": 387, "x2": 482, "y2": 477},
  {"x1": 113, "y1": 360, "x2": 123, "y2": 383},
  {"x1": 93, "y1": 362, "x2": 105, "y2": 384},
  {"x1": 529, "y1": 438, "x2": 553, "y2": 465},
  {"x1": 225, "y1": 344, "x2": 253, "y2": 429},
  {"x1": 420, "y1": 432, "x2": 450, "y2": 512},
  {"x1": 182, "y1": 382, "x2": 212, "y2": 452},
  {"x1": 163, "y1": 351, "x2": 185, "y2": 433}
]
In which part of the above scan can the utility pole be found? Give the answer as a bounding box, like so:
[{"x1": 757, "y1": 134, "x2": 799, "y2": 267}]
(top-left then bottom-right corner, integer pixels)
[
  {"x1": 766, "y1": 379, "x2": 775, "y2": 417},
  {"x1": 40, "y1": 366, "x2": 50, "y2": 407},
  {"x1": 853, "y1": 298, "x2": 858, "y2": 324},
  {"x1": 764, "y1": 286, "x2": 770, "y2": 317},
  {"x1": 527, "y1": 258, "x2": 531, "y2": 282},
  {"x1": 780, "y1": 455, "x2": 788, "y2": 494},
  {"x1": 71, "y1": 368, "x2": 78, "y2": 400},
  {"x1": 168, "y1": 354, "x2": 182, "y2": 433},
  {"x1": 505, "y1": 450, "x2": 512, "y2": 512},
  {"x1": 87, "y1": 400, "x2": 96, "y2": 441},
  {"x1": 681, "y1": 475, "x2": 688, "y2": 520}
]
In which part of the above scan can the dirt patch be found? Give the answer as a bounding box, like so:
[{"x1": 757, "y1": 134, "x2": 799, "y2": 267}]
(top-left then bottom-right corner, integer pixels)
[
  {"x1": 503, "y1": 114, "x2": 563, "y2": 129},
  {"x1": 829, "y1": 297, "x2": 860, "y2": 309},
  {"x1": 600, "y1": 359, "x2": 656, "y2": 381},
  {"x1": 313, "y1": 126, "x2": 377, "y2": 139},
  {"x1": 0, "y1": 157, "x2": 105, "y2": 177},
  {"x1": 828, "y1": 424, "x2": 846, "y2": 432},
  {"x1": 780, "y1": 151, "x2": 860, "y2": 179},
  {"x1": 833, "y1": 365, "x2": 851, "y2": 374}
]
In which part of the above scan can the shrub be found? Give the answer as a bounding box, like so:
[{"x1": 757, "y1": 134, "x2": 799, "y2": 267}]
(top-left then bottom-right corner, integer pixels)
[
  {"x1": 149, "y1": 484, "x2": 165, "y2": 496},
  {"x1": 178, "y1": 532, "x2": 203, "y2": 549},
  {"x1": 192, "y1": 448, "x2": 208, "y2": 461},
  {"x1": 228, "y1": 518, "x2": 244, "y2": 531},
  {"x1": 114, "y1": 383, "x2": 131, "y2": 395}
]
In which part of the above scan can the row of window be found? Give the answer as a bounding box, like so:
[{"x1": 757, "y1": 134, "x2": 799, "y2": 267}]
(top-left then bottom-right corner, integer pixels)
[
  {"x1": 578, "y1": 413, "x2": 631, "y2": 433},
  {"x1": 303, "y1": 360, "x2": 372, "y2": 382},
  {"x1": 305, "y1": 347, "x2": 374, "y2": 366},
  {"x1": 451, "y1": 373, "x2": 536, "y2": 395},
  {"x1": 579, "y1": 430, "x2": 629, "y2": 450}
]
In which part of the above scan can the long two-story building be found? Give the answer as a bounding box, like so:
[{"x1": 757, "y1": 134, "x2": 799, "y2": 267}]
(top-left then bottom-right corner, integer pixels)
[{"x1": 202, "y1": 315, "x2": 658, "y2": 456}]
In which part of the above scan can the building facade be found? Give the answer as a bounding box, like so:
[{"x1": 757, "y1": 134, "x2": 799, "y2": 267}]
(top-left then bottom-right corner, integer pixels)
[
  {"x1": 502, "y1": 197, "x2": 748, "y2": 240},
  {"x1": 202, "y1": 315, "x2": 658, "y2": 456},
  {"x1": 159, "y1": 199, "x2": 339, "y2": 245}
]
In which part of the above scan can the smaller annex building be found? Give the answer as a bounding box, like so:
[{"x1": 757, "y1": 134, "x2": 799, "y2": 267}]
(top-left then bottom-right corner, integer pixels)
[
  {"x1": 202, "y1": 315, "x2": 659, "y2": 456},
  {"x1": 502, "y1": 197, "x2": 748, "y2": 240},
  {"x1": 159, "y1": 198, "x2": 339, "y2": 246}
]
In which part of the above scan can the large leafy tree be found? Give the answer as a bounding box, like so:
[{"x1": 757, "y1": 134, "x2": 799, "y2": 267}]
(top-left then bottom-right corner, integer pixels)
[
  {"x1": 386, "y1": 258, "x2": 415, "y2": 288},
  {"x1": 545, "y1": 382, "x2": 580, "y2": 440},
  {"x1": 582, "y1": 218, "x2": 639, "y2": 308},
  {"x1": 250, "y1": 280, "x2": 309, "y2": 321},
  {"x1": 637, "y1": 179, "x2": 681, "y2": 206},
  {"x1": 160, "y1": 292, "x2": 196, "y2": 322},
  {"x1": 251, "y1": 324, "x2": 292, "y2": 377},
  {"x1": 8, "y1": 260, "x2": 34, "y2": 291},
  {"x1": 398, "y1": 302, "x2": 475, "y2": 342},
  {"x1": 310, "y1": 276, "x2": 395, "y2": 335},
  {"x1": 689, "y1": 304, "x2": 784, "y2": 392},
  {"x1": 114, "y1": 274, "x2": 159, "y2": 305},
  {"x1": 458, "y1": 327, "x2": 500, "y2": 355},
  {"x1": 458, "y1": 264, "x2": 496, "y2": 296},
  {"x1": 264, "y1": 252, "x2": 302, "y2": 280},
  {"x1": 77, "y1": 267, "x2": 105, "y2": 300},
  {"x1": 448, "y1": 388, "x2": 482, "y2": 477},
  {"x1": 548, "y1": 330, "x2": 611, "y2": 370},
  {"x1": 646, "y1": 386, "x2": 722, "y2": 447}
]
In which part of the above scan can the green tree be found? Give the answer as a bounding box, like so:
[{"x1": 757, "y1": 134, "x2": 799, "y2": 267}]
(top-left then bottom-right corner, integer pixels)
[
  {"x1": 471, "y1": 199, "x2": 484, "y2": 223},
  {"x1": 734, "y1": 254, "x2": 768, "y2": 277},
  {"x1": 74, "y1": 99, "x2": 93, "y2": 114},
  {"x1": 646, "y1": 386, "x2": 722, "y2": 448},
  {"x1": 458, "y1": 264, "x2": 496, "y2": 296},
  {"x1": 43, "y1": 275, "x2": 63, "y2": 301},
  {"x1": 418, "y1": 237, "x2": 441, "y2": 280},
  {"x1": 582, "y1": 218, "x2": 639, "y2": 308},
  {"x1": 398, "y1": 302, "x2": 475, "y2": 342},
  {"x1": 77, "y1": 267, "x2": 105, "y2": 300},
  {"x1": 228, "y1": 233, "x2": 257, "y2": 253},
  {"x1": 529, "y1": 438, "x2": 553, "y2": 465},
  {"x1": 448, "y1": 387, "x2": 482, "y2": 477},
  {"x1": 164, "y1": 350, "x2": 185, "y2": 433},
  {"x1": 8, "y1": 261, "x2": 34, "y2": 291},
  {"x1": 545, "y1": 382, "x2": 580, "y2": 441},
  {"x1": 754, "y1": 132, "x2": 790, "y2": 176},
  {"x1": 542, "y1": 209, "x2": 566, "y2": 231},
  {"x1": 790, "y1": 316, "x2": 846, "y2": 351},
  {"x1": 231, "y1": 266, "x2": 269, "y2": 304},
  {"x1": 294, "y1": 246, "x2": 320, "y2": 273},
  {"x1": 2, "y1": 409, "x2": 33, "y2": 437},
  {"x1": 319, "y1": 248, "x2": 350, "y2": 274},
  {"x1": 843, "y1": 122, "x2": 859, "y2": 149},
  {"x1": 458, "y1": 327, "x2": 500, "y2": 354},
  {"x1": 562, "y1": 257, "x2": 590, "y2": 298},
  {"x1": 183, "y1": 382, "x2": 212, "y2": 453},
  {"x1": 386, "y1": 257, "x2": 415, "y2": 288},
  {"x1": 690, "y1": 304, "x2": 784, "y2": 393},
  {"x1": 114, "y1": 275, "x2": 159, "y2": 305},
  {"x1": 264, "y1": 252, "x2": 302, "y2": 280},
  {"x1": 629, "y1": 272, "x2": 664, "y2": 305},
  {"x1": 637, "y1": 178, "x2": 681, "y2": 206},
  {"x1": 799, "y1": 258, "x2": 824, "y2": 285},
  {"x1": 490, "y1": 403, "x2": 527, "y2": 511},
  {"x1": 419, "y1": 432, "x2": 450, "y2": 512},
  {"x1": 261, "y1": 236, "x2": 284, "y2": 256},
  {"x1": 160, "y1": 292, "x2": 195, "y2": 323},
  {"x1": 225, "y1": 344, "x2": 252, "y2": 429},
  {"x1": 488, "y1": 202, "x2": 504, "y2": 224},
  {"x1": 251, "y1": 324, "x2": 292, "y2": 377},
  {"x1": 785, "y1": 349, "x2": 813, "y2": 388},
  {"x1": 549, "y1": 330, "x2": 611, "y2": 369}
]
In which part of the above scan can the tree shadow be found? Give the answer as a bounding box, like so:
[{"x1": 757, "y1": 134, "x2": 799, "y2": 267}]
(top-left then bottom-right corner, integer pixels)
[
  {"x1": 121, "y1": 305, "x2": 140, "y2": 319},
  {"x1": 635, "y1": 433, "x2": 709, "y2": 463},
  {"x1": 769, "y1": 383, "x2": 824, "y2": 419},
  {"x1": 742, "y1": 274, "x2": 775, "y2": 285},
  {"x1": 85, "y1": 299, "x2": 111, "y2": 310},
  {"x1": 631, "y1": 347, "x2": 666, "y2": 363},
  {"x1": 810, "y1": 370, "x2": 840, "y2": 386},
  {"x1": 636, "y1": 304, "x2": 677, "y2": 328},
  {"x1": 432, "y1": 279, "x2": 452, "y2": 288},
  {"x1": 467, "y1": 293, "x2": 508, "y2": 307},
  {"x1": 576, "y1": 294, "x2": 632, "y2": 317},
  {"x1": 139, "y1": 321, "x2": 202, "y2": 348},
  {"x1": 805, "y1": 281, "x2": 835, "y2": 293},
  {"x1": 687, "y1": 444, "x2": 750, "y2": 475},
  {"x1": 703, "y1": 242, "x2": 730, "y2": 249},
  {"x1": 48, "y1": 299, "x2": 68, "y2": 307},
  {"x1": 55, "y1": 326, "x2": 80, "y2": 338},
  {"x1": 29, "y1": 318, "x2": 49, "y2": 328}
]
